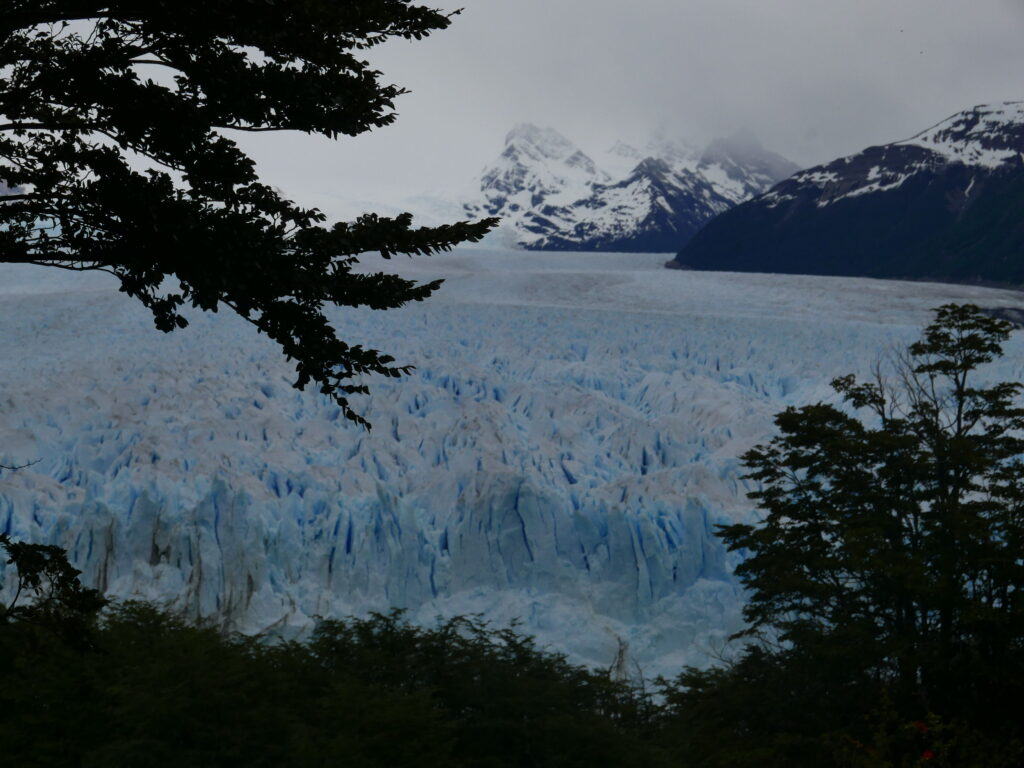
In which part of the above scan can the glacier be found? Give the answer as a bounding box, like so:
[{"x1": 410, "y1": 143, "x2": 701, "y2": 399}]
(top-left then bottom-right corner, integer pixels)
[{"x1": 1, "y1": 250, "x2": 1023, "y2": 677}]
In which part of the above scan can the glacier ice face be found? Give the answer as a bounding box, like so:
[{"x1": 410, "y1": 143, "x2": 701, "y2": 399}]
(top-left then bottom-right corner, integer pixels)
[{"x1": 1, "y1": 251, "x2": 1023, "y2": 676}]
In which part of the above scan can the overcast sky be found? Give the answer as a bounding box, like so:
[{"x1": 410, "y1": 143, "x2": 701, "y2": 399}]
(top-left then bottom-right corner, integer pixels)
[{"x1": 235, "y1": 0, "x2": 1024, "y2": 216}]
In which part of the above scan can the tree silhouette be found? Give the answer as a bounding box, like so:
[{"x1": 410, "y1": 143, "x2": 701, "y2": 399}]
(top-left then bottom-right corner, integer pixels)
[
  {"x1": 662, "y1": 305, "x2": 1024, "y2": 766},
  {"x1": 0, "y1": 1, "x2": 497, "y2": 426}
]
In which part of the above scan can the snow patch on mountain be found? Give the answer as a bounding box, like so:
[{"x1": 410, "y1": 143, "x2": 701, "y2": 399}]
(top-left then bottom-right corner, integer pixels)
[
  {"x1": 764, "y1": 101, "x2": 1024, "y2": 210},
  {"x1": 899, "y1": 101, "x2": 1024, "y2": 169}
]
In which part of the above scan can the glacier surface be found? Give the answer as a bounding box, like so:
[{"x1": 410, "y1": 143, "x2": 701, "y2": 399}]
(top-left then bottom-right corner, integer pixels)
[{"x1": 1, "y1": 251, "x2": 1023, "y2": 677}]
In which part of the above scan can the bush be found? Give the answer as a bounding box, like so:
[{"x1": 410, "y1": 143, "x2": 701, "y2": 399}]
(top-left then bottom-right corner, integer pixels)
[{"x1": 0, "y1": 539, "x2": 667, "y2": 767}]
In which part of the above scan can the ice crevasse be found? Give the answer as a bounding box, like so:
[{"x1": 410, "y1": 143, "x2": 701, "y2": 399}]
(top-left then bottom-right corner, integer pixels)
[{"x1": 1, "y1": 250, "x2": 1021, "y2": 676}]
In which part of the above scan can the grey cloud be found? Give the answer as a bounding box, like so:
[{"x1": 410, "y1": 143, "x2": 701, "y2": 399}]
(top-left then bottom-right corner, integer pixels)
[{"x1": 237, "y1": 0, "x2": 1024, "y2": 214}]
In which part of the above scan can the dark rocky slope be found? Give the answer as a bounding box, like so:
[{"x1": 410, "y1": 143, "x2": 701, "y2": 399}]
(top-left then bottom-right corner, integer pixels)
[{"x1": 673, "y1": 102, "x2": 1024, "y2": 284}]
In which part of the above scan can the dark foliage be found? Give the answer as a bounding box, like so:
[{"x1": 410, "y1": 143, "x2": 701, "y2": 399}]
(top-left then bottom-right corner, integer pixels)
[
  {"x1": 0, "y1": 538, "x2": 667, "y2": 767},
  {"x1": 659, "y1": 646, "x2": 876, "y2": 767},
  {"x1": 660, "y1": 304, "x2": 1024, "y2": 766},
  {"x1": 0, "y1": 1, "x2": 497, "y2": 426},
  {"x1": 0, "y1": 533, "x2": 107, "y2": 644}
]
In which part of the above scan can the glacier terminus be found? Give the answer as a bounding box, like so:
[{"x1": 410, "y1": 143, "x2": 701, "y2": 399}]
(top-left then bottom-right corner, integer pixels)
[{"x1": 1, "y1": 251, "x2": 1022, "y2": 677}]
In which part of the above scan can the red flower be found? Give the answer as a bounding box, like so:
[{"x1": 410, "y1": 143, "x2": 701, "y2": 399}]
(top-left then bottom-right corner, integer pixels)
[
  {"x1": 922, "y1": 749, "x2": 936, "y2": 761},
  {"x1": 914, "y1": 720, "x2": 929, "y2": 734}
]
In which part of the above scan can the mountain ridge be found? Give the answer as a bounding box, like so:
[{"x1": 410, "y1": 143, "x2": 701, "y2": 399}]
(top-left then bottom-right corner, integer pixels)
[{"x1": 673, "y1": 101, "x2": 1024, "y2": 283}]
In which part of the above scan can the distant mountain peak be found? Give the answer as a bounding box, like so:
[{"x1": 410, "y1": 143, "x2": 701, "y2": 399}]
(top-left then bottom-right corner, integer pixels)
[
  {"x1": 468, "y1": 126, "x2": 799, "y2": 252},
  {"x1": 896, "y1": 101, "x2": 1024, "y2": 169},
  {"x1": 504, "y1": 123, "x2": 580, "y2": 161},
  {"x1": 607, "y1": 139, "x2": 640, "y2": 157},
  {"x1": 630, "y1": 156, "x2": 673, "y2": 178}
]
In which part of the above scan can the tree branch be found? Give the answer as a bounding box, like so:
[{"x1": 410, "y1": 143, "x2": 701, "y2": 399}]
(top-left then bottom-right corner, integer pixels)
[
  {"x1": 24, "y1": 261, "x2": 117, "y2": 276},
  {"x1": 0, "y1": 458, "x2": 39, "y2": 472}
]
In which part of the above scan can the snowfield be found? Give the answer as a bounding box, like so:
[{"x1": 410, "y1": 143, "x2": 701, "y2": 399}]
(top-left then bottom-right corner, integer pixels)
[{"x1": 1, "y1": 250, "x2": 1023, "y2": 676}]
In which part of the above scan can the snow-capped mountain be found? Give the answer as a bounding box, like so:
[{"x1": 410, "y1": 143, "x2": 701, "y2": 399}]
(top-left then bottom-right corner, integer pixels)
[
  {"x1": 467, "y1": 125, "x2": 799, "y2": 252},
  {"x1": 674, "y1": 102, "x2": 1024, "y2": 282},
  {"x1": 3, "y1": 253, "x2": 1023, "y2": 676}
]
